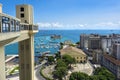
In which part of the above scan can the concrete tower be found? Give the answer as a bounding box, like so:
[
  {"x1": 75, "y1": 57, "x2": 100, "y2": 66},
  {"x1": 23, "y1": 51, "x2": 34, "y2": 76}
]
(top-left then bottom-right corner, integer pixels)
[
  {"x1": 16, "y1": 4, "x2": 33, "y2": 24},
  {"x1": 0, "y1": 4, "x2": 38, "y2": 80},
  {"x1": 16, "y1": 4, "x2": 36, "y2": 80}
]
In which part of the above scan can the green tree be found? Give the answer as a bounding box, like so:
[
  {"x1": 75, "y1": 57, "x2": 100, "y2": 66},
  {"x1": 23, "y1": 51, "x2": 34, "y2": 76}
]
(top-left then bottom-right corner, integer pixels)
[
  {"x1": 62, "y1": 55, "x2": 76, "y2": 66},
  {"x1": 47, "y1": 56, "x2": 54, "y2": 64},
  {"x1": 69, "y1": 72, "x2": 89, "y2": 80},
  {"x1": 56, "y1": 59, "x2": 67, "y2": 68},
  {"x1": 53, "y1": 59, "x2": 67, "y2": 80},
  {"x1": 89, "y1": 75, "x2": 99, "y2": 80},
  {"x1": 55, "y1": 52, "x2": 61, "y2": 60},
  {"x1": 53, "y1": 67, "x2": 67, "y2": 80},
  {"x1": 94, "y1": 67, "x2": 115, "y2": 80},
  {"x1": 76, "y1": 42, "x2": 80, "y2": 45}
]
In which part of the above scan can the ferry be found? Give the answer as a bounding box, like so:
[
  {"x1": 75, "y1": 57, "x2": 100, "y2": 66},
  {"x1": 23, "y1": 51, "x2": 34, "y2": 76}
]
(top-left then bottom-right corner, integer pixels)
[{"x1": 51, "y1": 34, "x2": 62, "y2": 39}]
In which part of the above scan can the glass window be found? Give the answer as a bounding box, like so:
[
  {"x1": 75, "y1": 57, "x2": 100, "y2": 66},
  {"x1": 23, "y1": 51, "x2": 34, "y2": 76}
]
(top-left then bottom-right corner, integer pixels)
[
  {"x1": 16, "y1": 21, "x2": 20, "y2": 31},
  {"x1": 20, "y1": 7, "x2": 24, "y2": 12},
  {"x1": 2, "y1": 23, "x2": 9, "y2": 32},
  {"x1": 20, "y1": 14, "x2": 24, "y2": 18},
  {"x1": 11, "y1": 20, "x2": 15, "y2": 32}
]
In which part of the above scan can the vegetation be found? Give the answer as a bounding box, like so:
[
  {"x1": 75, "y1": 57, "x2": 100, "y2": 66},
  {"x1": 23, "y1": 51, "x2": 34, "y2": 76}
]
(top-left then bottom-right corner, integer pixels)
[
  {"x1": 93, "y1": 67, "x2": 115, "y2": 80},
  {"x1": 60, "y1": 42, "x2": 64, "y2": 49},
  {"x1": 53, "y1": 55, "x2": 76, "y2": 80},
  {"x1": 69, "y1": 44, "x2": 76, "y2": 47},
  {"x1": 69, "y1": 67, "x2": 116, "y2": 80},
  {"x1": 53, "y1": 59, "x2": 67, "y2": 80},
  {"x1": 9, "y1": 66, "x2": 19, "y2": 75},
  {"x1": 56, "y1": 59, "x2": 67, "y2": 68},
  {"x1": 62, "y1": 54, "x2": 76, "y2": 67},
  {"x1": 69, "y1": 72, "x2": 89, "y2": 80},
  {"x1": 47, "y1": 56, "x2": 54, "y2": 64},
  {"x1": 53, "y1": 67, "x2": 67, "y2": 80},
  {"x1": 55, "y1": 52, "x2": 61, "y2": 60},
  {"x1": 76, "y1": 41, "x2": 80, "y2": 45}
]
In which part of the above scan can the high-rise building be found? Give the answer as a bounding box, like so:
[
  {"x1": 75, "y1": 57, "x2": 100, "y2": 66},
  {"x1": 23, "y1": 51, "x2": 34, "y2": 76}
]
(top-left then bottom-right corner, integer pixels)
[
  {"x1": 88, "y1": 34, "x2": 101, "y2": 49},
  {"x1": 80, "y1": 34, "x2": 88, "y2": 49},
  {"x1": 112, "y1": 41, "x2": 120, "y2": 60},
  {"x1": 16, "y1": 4, "x2": 33, "y2": 24},
  {"x1": 101, "y1": 40, "x2": 120, "y2": 79}
]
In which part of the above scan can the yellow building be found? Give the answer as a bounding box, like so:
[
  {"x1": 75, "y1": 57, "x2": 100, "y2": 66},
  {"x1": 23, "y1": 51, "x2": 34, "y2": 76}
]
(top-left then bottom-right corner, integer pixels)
[{"x1": 60, "y1": 46, "x2": 87, "y2": 63}]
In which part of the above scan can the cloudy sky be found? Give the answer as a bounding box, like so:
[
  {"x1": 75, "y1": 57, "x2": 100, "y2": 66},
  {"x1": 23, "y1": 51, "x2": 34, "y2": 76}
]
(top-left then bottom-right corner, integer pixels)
[{"x1": 1, "y1": 0, "x2": 120, "y2": 30}]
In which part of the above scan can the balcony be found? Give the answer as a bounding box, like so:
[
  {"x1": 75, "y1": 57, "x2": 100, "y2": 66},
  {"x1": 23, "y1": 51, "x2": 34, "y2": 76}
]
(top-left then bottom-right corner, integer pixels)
[
  {"x1": 0, "y1": 13, "x2": 38, "y2": 44},
  {"x1": 20, "y1": 23, "x2": 38, "y2": 34},
  {"x1": 0, "y1": 13, "x2": 38, "y2": 34}
]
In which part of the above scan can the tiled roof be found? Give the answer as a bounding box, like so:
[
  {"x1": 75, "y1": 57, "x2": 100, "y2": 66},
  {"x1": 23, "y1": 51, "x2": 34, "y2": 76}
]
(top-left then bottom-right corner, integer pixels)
[
  {"x1": 60, "y1": 46, "x2": 86, "y2": 56},
  {"x1": 104, "y1": 54, "x2": 120, "y2": 66}
]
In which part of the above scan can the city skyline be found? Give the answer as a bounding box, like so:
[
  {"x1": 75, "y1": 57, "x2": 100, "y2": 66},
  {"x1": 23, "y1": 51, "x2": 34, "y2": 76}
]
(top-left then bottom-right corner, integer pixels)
[{"x1": 1, "y1": 0, "x2": 120, "y2": 30}]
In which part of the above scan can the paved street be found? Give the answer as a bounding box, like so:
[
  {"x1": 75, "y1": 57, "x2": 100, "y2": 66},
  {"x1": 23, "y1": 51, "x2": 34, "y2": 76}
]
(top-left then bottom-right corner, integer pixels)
[{"x1": 6, "y1": 60, "x2": 46, "y2": 80}]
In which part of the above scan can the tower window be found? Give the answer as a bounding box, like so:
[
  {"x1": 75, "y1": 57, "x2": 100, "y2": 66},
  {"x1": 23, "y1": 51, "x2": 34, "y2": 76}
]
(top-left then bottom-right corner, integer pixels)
[
  {"x1": 20, "y1": 13, "x2": 24, "y2": 18},
  {"x1": 20, "y1": 7, "x2": 24, "y2": 12}
]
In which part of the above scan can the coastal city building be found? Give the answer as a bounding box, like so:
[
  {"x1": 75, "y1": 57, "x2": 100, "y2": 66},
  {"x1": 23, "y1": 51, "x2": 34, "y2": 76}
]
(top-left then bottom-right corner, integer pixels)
[
  {"x1": 102, "y1": 53, "x2": 120, "y2": 79},
  {"x1": 80, "y1": 34, "x2": 101, "y2": 50},
  {"x1": 80, "y1": 34, "x2": 120, "y2": 79},
  {"x1": 0, "y1": 3, "x2": 38, "y2": 80},
  {"x1": 111, "y1": 40, "x2": 120, "y2": 60},
  {"x1": 80, "y1": 33, "x2": 120, "y2": 52},
  {"x1": 101, "y1": 34, "x2": 120, "y2": 53},
  {"x1": 80, "y1": 34, "x2": 89, "y2": 49},
  {"x1": 88, "y1": 34, "x2": 101, "y2": 49},
  {"x1": 60, "y1": 46, "x2": 87, "y2": 63}
]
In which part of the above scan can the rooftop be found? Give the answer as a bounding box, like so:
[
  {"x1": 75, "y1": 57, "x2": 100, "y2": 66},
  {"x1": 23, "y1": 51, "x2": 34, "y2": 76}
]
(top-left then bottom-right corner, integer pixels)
[
  {"x1": 104, "y1": 54, "x2": 120, "y2": 66},
  {"x1": 60, "y1": 46, "x2": 86, "y2": 56}
]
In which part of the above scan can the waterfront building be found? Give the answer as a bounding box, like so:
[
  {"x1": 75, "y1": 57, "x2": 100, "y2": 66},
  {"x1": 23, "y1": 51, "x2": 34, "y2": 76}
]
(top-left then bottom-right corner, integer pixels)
[
  {"x1": 0, "y1": 4, "x2": 38, "y2": 80},
  {"x1": 80, "y1": 34, "x2": 88, "y2": 49},
  {"x1": 80, "y1": 34, "x2": 101, "y2": 50},
  {"x1": 101, "y1": 34, "x2": 120, "y2": 53},
  {"x1": 88, "y1": 34, "x2": 101, "y2": 49},
  {"x1": 102, "y1": 54, "x2": 120, "y2": 79},
  {"x1": 80, "y1": 33, "x2": 120, "y2": 52},
  {"x1": 101, "y1": 40, "x2": 120, "y2": 79},
  {"x1": 101, "y1": 35, "x2": 112, "y2": 53},
  {"x1": 60, "y1": 46, "x2": 87, "y2": 63},
  {"x1": 111, "y1": 40, "x2": 120, "y2": 60}
]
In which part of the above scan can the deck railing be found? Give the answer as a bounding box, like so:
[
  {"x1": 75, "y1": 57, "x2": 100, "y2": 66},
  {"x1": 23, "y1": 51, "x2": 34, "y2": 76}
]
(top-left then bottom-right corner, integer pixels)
[{"x1": 0, "y1": 13, "x2": 38, "y2": 33}]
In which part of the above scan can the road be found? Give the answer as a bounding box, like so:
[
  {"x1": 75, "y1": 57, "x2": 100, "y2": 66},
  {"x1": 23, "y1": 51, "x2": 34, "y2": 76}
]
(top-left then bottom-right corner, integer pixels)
[
  {"x1": 34, "y1": 60, "x2": 46, "y2": 80},
  {"x1": 6, "y1": 60, "x2": 46, "y2": 80}
]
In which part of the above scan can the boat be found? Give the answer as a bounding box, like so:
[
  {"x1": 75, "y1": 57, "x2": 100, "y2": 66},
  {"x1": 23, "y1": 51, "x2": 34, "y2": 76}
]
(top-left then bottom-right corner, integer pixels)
[{"x1": 51, "y1": 34, "x2": 62, "y2": 39}]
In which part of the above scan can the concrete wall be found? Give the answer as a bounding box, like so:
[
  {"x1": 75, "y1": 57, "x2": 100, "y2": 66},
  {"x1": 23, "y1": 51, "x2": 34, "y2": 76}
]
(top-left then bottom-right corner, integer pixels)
[
  {"x1": 16, "y1": 4, "x2": 33, "y2": 24},
  {"x1": 19, "y1": 35, "x2": 34, "y2": 80},
  {"x1": 0, "y1": 46, "x2": 5, "y2": 80}
]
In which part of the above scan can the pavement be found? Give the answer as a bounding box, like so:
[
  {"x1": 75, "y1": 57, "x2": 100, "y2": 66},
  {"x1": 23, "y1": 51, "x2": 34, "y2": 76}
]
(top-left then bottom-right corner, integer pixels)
[
  {"x1": 6, "y1": 60, "x2": 46, "y2": 80},
  {"x1": 71, "y1": 61, "x2": 94, "y2": 75}
]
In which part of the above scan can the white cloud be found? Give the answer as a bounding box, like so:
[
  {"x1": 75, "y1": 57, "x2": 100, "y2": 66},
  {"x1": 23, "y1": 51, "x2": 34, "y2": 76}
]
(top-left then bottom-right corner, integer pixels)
[
  {"x1": 37, "y1": 21, "x2": 120, "y2": 30},
  {"x1": 37, "y1": 22, "x2": 63, "y2": 28}
]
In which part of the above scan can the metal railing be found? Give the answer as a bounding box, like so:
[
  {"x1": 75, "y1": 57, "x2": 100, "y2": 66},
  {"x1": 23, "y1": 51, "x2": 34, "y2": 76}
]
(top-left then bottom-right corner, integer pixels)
[{"x1": 0, "y1": 13, "x2": 38, "y2": 33}]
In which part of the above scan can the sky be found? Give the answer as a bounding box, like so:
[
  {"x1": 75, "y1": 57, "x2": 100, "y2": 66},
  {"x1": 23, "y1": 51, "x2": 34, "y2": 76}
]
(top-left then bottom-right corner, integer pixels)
[{"x1": 0, "y1": 0, "x2": 120, "y2": 30}]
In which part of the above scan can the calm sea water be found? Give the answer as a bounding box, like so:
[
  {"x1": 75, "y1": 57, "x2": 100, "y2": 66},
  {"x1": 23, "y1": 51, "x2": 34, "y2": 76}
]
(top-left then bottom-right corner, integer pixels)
[{"x1": 5, "y1": 30, "x2": 120, "y2": 55}]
